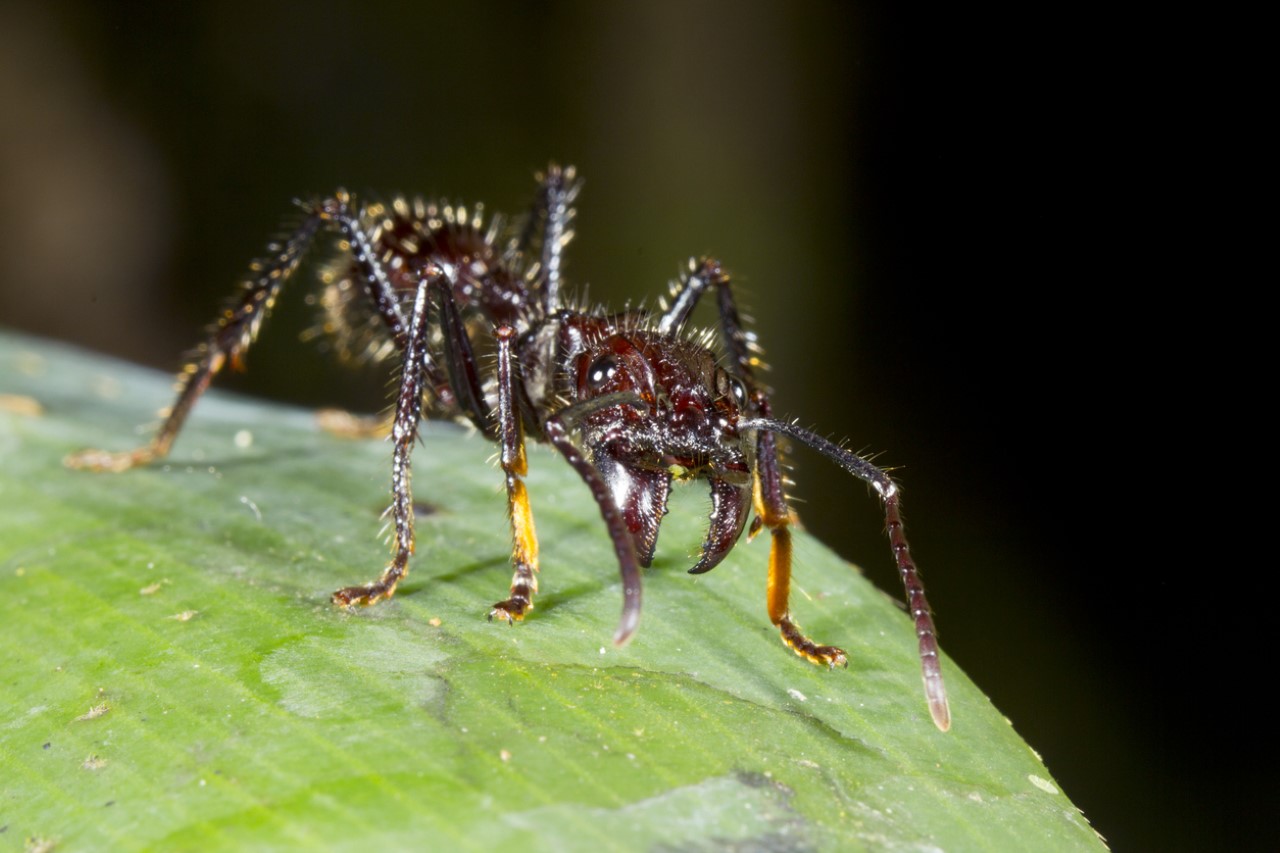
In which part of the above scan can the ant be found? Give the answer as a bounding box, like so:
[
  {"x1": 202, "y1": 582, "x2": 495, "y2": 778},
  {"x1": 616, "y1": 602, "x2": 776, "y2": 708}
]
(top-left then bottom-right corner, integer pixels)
[{"x1": 65, "y1": 165, "x2": 951, "y2": 731}]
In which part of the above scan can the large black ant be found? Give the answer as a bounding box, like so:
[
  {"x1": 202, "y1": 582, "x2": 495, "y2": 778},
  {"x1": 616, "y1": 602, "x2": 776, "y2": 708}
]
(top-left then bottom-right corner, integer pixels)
[{"x1": 65, "y1": 165, "x2": 951, "y2": 731}]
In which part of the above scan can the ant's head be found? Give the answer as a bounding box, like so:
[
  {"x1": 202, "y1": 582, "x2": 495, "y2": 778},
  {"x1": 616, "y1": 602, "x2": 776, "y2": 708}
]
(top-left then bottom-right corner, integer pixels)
[{"x1": 568, "y1": 331, "x2": 755, "y2": 574}]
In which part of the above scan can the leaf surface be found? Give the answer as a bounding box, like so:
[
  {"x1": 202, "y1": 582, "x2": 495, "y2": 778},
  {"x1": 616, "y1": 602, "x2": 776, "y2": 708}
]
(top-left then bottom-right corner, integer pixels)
[{"x1": 0, "y1": 332, "x2": 1101, "y2": 851}]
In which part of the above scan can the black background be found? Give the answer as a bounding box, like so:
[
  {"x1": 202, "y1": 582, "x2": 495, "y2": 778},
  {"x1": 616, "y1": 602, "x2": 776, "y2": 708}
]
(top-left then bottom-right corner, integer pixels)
[{"x1": 0, "y1": 3, "x2": 1256, "y2": 850}]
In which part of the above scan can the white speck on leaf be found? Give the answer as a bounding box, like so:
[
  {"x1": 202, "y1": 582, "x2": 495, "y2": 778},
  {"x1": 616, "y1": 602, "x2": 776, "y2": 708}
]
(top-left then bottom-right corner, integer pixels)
[{"x1": 1028, "y1": 774, "x2": 1059, "y2": 795}]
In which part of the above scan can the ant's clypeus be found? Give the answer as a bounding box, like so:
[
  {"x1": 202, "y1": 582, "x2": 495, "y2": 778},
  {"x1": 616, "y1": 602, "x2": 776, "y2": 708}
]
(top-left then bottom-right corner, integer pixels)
[{"x1": 65, "y1": 164, "x2": 951, "y2": 731}]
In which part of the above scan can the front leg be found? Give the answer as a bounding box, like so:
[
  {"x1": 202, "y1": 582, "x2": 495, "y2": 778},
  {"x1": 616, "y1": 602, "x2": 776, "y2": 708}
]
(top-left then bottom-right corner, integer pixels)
[
  {"x1": 743, "y1": 418, "x2": 951, "y2": 731},
  {"x1": 752, "y1": 393, "x2": 848, "y2": 668},
  {"x1": 488, "y1": 325, "x2": 540, "y2": 623},
  {"x1": 331, "y1": 266, "x2": 439, "y2": 607},
  {"x1": 659, "y1": 257, "x2": 846, "y2": 664}
]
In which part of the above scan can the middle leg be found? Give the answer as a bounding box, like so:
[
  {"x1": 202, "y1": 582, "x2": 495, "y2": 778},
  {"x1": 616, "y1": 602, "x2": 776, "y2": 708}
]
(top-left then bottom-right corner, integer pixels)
[
  {"x1": 331, "y1": 264, "x2": 441, "y2": 607},
  {"x1": 488, "y1": 324, "x2": 540, "y2": 623}
]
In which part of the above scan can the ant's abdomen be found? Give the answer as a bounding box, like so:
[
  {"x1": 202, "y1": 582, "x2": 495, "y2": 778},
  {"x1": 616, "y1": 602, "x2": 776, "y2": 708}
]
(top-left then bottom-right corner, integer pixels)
[
  {"x1": 414, "y1": 222, "x2": 525, "y2": 325},
  {"x1": 316, "y1": 197, "x2": 528, "y2": 360}
]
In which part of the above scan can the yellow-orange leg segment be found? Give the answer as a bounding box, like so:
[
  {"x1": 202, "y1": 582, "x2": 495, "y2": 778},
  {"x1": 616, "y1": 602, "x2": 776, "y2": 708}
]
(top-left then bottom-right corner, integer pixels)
[
  {"x1": 747, "y1": 445, "x2": 849, "y2": 666},
  {"x1": 655, "y1": 259, "x2": 847, "y2": 667},
  {"x1": 488, "y1": 325, "x2": 540, "y2": 623},
  {"x1": 757, "y1": 512, "x2": 849, "y2": 666},
  {"x1": 744, "y1": 415, "x2": 953, "y2": 732}
]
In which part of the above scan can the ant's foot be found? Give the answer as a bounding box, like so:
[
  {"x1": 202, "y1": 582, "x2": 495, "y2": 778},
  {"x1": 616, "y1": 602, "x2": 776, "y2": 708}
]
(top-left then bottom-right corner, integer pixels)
[
  {"x1": 780, "y1": 617, "x2": 848, "y2": 668},
  {"x1": 488, "y1": 596, "x2": 532, "y2": 625},
  {"x1": 795, "y1": 643, "x2": 848, "y2": 668},
  {"x1": 332, "y1": 580, "x2": 398, "y2": 608},
  {"x1": 64, "y1": 447, "x2": 156, "y2": 473}
]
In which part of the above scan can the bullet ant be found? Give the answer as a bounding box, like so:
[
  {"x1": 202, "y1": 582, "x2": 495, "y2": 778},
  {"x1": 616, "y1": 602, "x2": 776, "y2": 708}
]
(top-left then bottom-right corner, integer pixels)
[{"x1": 65, "y1": 165, "x2": 951, "y2": 731}]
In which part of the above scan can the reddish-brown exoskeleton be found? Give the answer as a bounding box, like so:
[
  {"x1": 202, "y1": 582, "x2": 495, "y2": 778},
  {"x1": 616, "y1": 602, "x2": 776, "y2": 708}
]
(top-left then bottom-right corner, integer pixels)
[{"x1": 66, "y1": 165, "x2": 951, "y2": 730}]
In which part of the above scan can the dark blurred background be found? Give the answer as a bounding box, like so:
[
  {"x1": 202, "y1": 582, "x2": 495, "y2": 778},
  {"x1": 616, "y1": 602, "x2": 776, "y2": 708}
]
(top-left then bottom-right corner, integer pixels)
[{"x1": 0, "y1": 3, "x2": 1255, "y2": 850}]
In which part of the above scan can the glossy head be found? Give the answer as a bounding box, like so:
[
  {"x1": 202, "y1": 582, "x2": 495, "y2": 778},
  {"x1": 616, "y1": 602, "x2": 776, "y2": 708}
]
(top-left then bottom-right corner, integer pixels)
[{"x1": 566, "y1": 324, "x2": 755, "y2": 574}]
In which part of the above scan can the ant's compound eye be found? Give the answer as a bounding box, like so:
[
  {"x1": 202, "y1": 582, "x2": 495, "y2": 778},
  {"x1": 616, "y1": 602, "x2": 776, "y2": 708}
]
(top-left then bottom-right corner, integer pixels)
[
  {"x1": 587, "y1": 354, "x2": 619, "y2": 391},
  {"x1": 716, "y1": 369, "x2": 749, "y2": 407}
]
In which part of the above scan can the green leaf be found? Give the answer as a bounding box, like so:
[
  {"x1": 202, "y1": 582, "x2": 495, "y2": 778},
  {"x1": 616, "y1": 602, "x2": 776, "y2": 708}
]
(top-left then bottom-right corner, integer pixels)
[{"x1": 0, "y1": 331, "x2": 1101, "y2": 852}]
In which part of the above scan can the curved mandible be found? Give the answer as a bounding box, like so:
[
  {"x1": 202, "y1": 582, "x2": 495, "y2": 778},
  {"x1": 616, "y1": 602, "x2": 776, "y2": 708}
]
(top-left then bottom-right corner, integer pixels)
[{"x1": 543, "y1": 392, "x2": 649, "y2": 645}]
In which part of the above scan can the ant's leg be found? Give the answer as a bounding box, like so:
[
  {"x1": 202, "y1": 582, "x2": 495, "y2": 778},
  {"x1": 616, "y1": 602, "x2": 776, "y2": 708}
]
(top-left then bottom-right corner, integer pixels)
[
  {"x1": 659, "y1": 257, "x2": 846, "y2": 664},
  {"x1": 64, "y1": 212, "x2": 325, "y2": 473},
  {"x1": 755, "y1": 412, "x2": 848, "y2": 667},
  {"x1": 488, "y1": 325, "x2": 540, "y2": 623},
  {"x1": 656, "y1": 258, "x2": 722, "y2": 329},
  {"x1": 666, "y1": 257, "x2": 949, "y2": 728},
  {"x1": 427, "y1": 278, "x2": 495, "y2": 438},
  {"x1": 315, "y1": 192, "x2": 408, "y2": 348},
  {"x1": 331, "y1": 265, "x2": 441, "y2": 607},
  {"x1": 316, "y1": 194, "x2": 456, "y2": 410},
  {"x1": 741, "y1": 418, "x2": 951, "y2": 731},
  {"x1": 313, "y1": 191, "x2": 461, "y2": 435},
  {"x1": 65, "y1": 189, "x2": 436, "y2": 473},
  {"x1": 509, "y1": 164, "x2": 579, "y2": 313},
  {"x1": 534, "y1": 164, "x2": 577, "y2": 312}
]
